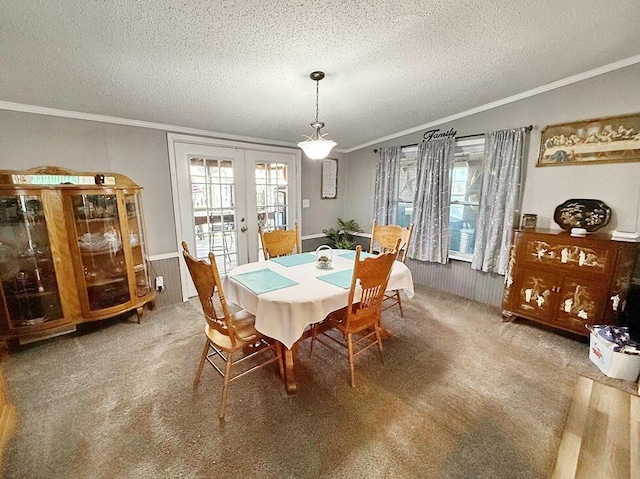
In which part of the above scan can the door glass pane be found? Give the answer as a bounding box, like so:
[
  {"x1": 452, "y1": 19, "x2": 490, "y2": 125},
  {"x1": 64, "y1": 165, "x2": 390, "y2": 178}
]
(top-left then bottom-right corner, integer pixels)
[
  {"x1": 190, "y1": 157, "x2": 238, "y2": 276},
  {"x1": 0, "y1": 194, "x2": 64, "y2": 327},
  {"x1": 255, "y1": 162, "x2": 289, "y2": 260},
  {"x1": 71, "y1": 194, "x2": 130, "y2": 311}
]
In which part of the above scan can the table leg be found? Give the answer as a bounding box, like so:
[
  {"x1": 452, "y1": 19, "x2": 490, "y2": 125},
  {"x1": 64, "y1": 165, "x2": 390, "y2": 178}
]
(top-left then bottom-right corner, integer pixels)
[
  {"x1": 379, "y1": 325, "x2": 392, "y2": 339},
  {"x1": 281, "y1": 343, "x2": 298, "y2": 395}
]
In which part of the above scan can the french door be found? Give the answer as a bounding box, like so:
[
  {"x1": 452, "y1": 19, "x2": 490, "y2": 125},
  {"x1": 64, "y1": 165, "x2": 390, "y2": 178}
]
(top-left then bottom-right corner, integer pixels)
[{"x1": 168, "y1": 134, "x2": 300, "y2": 300}]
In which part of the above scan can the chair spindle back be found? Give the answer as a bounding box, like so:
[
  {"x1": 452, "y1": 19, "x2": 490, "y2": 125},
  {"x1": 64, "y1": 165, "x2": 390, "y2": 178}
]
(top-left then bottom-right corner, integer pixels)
[
  {"x1": 259, "y1": 223, "x2": 301, "y2": 260},
  {"x1": 370, "y1": 220, "x2": 414, "y2": 263},
  {"x1": 181, "y1": 242, "x2": 243, "y2": 348},
  {"x1": 344, "y1": 240, "x2": 400, "y2": 329}
]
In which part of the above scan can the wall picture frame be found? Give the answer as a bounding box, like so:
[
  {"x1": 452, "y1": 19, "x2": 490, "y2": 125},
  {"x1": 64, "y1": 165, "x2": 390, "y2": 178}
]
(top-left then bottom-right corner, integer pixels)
[
  {"x1": 521, "y1": 213, "x2": 537, "y2": 229},
  {"x1": 321, "y1": 158, "x2": 338, "y2": 199},
  {"x1": 536, "y1": 112, "x2": 640, "y2": 167}
]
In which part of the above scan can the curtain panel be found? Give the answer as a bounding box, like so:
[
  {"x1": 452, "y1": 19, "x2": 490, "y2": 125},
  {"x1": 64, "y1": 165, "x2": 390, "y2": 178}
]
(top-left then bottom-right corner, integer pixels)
[
  {"x1": 471, "y1": 128, "x2": 526, "y2": 275},
  {"x1": 373, "y1": 146, "x2": 401, "y2": 225},
  {"x1": 408, "y1": 138, "x2": 455, "y2": 264}
]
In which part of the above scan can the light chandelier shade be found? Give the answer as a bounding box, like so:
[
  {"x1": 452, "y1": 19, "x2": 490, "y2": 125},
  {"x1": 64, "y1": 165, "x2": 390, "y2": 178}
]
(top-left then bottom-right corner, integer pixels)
[{"x1": 297, "y1": 71, "x2": 337, "y2": 160}]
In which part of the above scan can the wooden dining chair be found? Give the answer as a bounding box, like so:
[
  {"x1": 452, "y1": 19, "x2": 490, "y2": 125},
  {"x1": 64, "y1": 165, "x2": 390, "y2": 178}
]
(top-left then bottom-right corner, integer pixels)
[
  {"x1": 309, "y1": 241, "x2": 400, "y2": 387},
  {"x1": 181, "y1": 242, "x2": 283, "y2": 419},
  {"x1": 369, "y1": 220, "x2": 414, "y2": 316},
  {"x1": 258, "y1": 222, "x2": 301, "y2": 260}
]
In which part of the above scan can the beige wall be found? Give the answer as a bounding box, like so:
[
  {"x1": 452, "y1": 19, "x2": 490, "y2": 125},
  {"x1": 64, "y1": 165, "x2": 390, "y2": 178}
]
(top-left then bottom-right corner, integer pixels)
[
  {"x1": 0, "y1": 111, "x2": 348, "y2": 255},
  {"x1": 0, "y1": 111, "x2": 176, "y2": 255},
  {"x1": 300, "y1": 152, "x2": 347, "y2": 237},
  {"x1": 343, "y1": 63, "x2": 640, "y2": 235}
]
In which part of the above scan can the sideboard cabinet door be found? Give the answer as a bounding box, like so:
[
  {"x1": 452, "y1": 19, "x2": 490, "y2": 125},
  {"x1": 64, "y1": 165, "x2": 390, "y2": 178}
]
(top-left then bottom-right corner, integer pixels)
[{"x1": 503, "y1": 229, "x2": 639, "y2": 336}]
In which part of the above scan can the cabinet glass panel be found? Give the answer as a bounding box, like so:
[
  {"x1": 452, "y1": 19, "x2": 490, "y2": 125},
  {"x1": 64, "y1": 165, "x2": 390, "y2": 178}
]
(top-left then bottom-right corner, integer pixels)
[
  {"x1": 125, "y1": 194, "x2": 150, "y2": 298},
  {"x1": 0, "y1": 195, "x2": 64, "y2": 327},
  {"x1": 71, "y1": 194, "x2": 130, "y2": 310}
]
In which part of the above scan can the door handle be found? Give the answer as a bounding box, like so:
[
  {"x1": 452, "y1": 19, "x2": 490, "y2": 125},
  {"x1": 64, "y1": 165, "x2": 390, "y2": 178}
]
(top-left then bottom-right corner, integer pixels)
[{"x1": 240, "y1": 226, "x2": 247, "y2": 233}]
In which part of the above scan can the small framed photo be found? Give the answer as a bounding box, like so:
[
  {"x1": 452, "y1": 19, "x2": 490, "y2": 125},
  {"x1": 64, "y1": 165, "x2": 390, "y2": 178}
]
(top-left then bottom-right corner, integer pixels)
[{"x1": 522, "y1": 214, "x2": 537, "y2": 229}]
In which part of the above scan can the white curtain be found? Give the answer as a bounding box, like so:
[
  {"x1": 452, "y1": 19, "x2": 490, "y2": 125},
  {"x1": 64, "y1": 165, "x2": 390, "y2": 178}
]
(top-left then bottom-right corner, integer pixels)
[
  {"x1": 373, "y1": 146, "x2": 401, "y2": 225},
  {"x1": 472, "y1": 128, "x2": 527, "y2": 274},
  {"x1": 408, "y1": 138, "x2": 455, "y2": 263}
]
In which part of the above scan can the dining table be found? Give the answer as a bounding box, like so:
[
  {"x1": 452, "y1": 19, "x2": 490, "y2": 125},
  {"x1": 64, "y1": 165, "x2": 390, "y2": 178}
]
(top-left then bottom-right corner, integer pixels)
[{"x1": 222, "y1": 249, "x2": 415, "y2": 394}]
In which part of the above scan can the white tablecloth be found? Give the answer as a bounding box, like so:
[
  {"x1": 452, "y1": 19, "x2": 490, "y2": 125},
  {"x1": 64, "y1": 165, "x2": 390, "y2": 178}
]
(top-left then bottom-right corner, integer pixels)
[{"x1": 223, "y1": 250, "x2": 414, "y2": 349}]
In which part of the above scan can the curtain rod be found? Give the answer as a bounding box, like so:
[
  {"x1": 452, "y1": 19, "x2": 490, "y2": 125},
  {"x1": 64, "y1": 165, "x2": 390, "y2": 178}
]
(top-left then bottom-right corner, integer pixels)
[{"x1": 373, "y1": 125, "x2": 533, "y2": 153}]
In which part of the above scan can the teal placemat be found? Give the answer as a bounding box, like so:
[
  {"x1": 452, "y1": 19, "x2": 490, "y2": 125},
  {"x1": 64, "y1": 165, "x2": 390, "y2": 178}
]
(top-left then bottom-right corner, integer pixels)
[
  {"x1": 317, "y1": 269, "x2": 354, "y2": 289},
  {"x1": 339, "y1": 251, "x2": 376, "y2": 260},
  {"x1": 231, "y1": 268, "x2": 298, "y2": 295},
  {"x1": 270, "y1": 253, "x2": 316, "y2": 267}
]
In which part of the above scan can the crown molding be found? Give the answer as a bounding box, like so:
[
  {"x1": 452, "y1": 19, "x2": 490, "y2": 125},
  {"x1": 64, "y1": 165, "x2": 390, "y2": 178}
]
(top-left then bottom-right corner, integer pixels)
[
  {"x1": 344, "y1": 54, "x2": 640, "y2": 153},
  {"x1": 0, "y1": 101, "x2": 298, "y2": 148}
]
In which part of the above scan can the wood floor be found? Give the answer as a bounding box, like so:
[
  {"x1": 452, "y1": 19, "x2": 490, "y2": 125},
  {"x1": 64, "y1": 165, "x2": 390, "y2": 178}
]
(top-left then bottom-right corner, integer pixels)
[{"x1": 552, "y1": 376, "x2": 639, "y2": 478}]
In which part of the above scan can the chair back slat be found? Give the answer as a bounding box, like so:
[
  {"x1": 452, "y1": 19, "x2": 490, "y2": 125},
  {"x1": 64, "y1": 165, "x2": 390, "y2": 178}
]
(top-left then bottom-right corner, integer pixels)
[
  {"x1": 259, "y1": 223, "x2": 301, "y2": 260},
  {"x1": 369, "y1": 220, "x2": 414, "y2": 263},
  {"x1": 181, "y1": 242, "x2": 240, "y2": 348},
  {"x1": 345, "y1": 241, "x2": 399, "y2": 329}
]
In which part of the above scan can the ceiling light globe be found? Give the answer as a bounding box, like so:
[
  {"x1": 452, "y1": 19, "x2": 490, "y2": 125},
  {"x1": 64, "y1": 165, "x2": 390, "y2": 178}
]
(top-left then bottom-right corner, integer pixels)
[{"x1": 297, "y1": 139, "x2": 337, "y2": 160}]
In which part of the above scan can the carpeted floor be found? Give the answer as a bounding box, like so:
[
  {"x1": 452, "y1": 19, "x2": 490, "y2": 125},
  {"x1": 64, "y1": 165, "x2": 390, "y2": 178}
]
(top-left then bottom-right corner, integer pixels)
[{"x1": 1, "y1": 285, "x2": 636, "y2": 478}]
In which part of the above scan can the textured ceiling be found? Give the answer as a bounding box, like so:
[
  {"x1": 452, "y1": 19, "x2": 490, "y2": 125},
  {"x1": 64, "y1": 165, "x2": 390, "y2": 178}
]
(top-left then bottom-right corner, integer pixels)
[{"x1": 2, "y1": 0, "x2": 640, "y2": 151}]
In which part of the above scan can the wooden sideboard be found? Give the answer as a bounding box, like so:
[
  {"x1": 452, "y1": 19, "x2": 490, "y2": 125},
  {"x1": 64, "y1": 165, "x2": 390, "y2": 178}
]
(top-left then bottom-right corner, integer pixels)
[{"x1": 502, "y1": 229, "x2": 639, "y2": 336}]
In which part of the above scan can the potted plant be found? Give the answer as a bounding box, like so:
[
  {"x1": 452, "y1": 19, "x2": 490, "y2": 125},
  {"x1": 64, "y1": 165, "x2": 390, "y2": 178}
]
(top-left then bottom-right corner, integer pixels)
[{"x1": 322, "y1": 218, "x2": 363, "y2": 250}]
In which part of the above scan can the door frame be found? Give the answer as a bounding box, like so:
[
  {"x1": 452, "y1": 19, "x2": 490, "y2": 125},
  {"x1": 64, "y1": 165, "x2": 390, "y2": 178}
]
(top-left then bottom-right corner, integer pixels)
[{"x1": 167, "y1": 133, "x2": 302, "y2": 301}]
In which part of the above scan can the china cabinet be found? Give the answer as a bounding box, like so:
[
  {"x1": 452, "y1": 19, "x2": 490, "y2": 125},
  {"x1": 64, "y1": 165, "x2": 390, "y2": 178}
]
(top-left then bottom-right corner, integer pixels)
[
  {"x1": 502, "y1": 229, "x2": 639, "y2": 336},
  {"x1": 0, "y1": 166, "x2": 155, "y2": 350}
]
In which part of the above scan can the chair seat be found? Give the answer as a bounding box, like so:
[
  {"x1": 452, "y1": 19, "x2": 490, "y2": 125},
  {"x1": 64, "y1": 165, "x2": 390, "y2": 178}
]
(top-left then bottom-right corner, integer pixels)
[
  {"x1": 327, "y1": 305, "x2": 379, "y2": 335},
  {"x1": 205, "y1": 309, "x2": 260, "y2": 351}
]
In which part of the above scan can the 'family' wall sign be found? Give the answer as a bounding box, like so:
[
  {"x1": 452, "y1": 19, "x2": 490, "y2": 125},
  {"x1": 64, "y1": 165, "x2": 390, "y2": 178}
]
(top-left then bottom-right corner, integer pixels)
[{"x1": 422, "y1": 128, "x2": 457, "y2": 142}]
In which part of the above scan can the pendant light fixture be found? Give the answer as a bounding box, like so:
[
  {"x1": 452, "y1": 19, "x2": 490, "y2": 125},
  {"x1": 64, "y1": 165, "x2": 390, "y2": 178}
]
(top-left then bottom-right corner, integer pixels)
[{"x1": 297, "y1": 71, "x2": 337, "y2": 160}]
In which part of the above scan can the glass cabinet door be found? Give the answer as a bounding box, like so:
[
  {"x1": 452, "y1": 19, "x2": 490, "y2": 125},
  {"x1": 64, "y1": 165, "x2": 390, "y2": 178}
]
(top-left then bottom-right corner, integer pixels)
[
  {"x1": 71, "y1": 193, "x2": 130, "y2": 311},
  {"x1": 125, "y1": 193, "x2": 151, "y2": 298},
  {"x1": 0, "y1": 194, "x2": 64, "y2": 328}
]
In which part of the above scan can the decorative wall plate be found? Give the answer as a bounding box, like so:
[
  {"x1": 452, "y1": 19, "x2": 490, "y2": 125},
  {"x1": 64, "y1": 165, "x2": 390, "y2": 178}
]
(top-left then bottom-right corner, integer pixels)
[{"x1": 553, "y1": 199, "x2": 611, "y2": 232}]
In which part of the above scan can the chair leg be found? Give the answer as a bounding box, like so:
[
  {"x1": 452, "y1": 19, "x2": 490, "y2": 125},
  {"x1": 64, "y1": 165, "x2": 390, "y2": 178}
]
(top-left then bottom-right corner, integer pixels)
[
  {"x1": 396, "y1": 290, "x2": 404, "y2": 317},
  {"x1": 218, "y1": 351, "x2": 234, "y2": 419},
  {"x1": 194, "y1": 339, "x2": 210, "y2": 387},
  {"x1": 347, "y1": 333, "x2": 356, "y2": 387},
  {"x1": 374, "y1": 325, "x2": 385, "y2": 365}
]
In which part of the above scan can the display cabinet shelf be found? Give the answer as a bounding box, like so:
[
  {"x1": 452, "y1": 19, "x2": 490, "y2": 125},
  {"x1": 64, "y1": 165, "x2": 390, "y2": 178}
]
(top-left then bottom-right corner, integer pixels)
[
  {"x1": 0, "y1": 166, "x2": 155, "y2": 351},
  {"x1": 85, "y1": 277, "x2": 127, "y2": 287}
]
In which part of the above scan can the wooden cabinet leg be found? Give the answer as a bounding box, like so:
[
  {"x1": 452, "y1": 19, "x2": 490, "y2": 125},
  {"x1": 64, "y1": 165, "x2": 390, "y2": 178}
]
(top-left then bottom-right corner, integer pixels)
[
  {"x1": 501, "y1": 312, "x2": 514, "y2": 323},
  {"x1": 135, "y1": 307, "x2": 143, "y2": 324}
]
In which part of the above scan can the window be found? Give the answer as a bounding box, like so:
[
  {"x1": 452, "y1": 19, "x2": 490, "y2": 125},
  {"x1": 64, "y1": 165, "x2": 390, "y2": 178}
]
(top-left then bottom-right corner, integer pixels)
[{"x1": 397, "y1": 138, "x2": 485, "y2": 261}]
